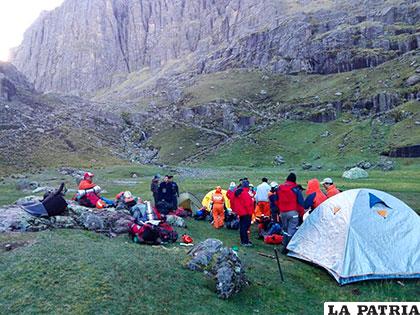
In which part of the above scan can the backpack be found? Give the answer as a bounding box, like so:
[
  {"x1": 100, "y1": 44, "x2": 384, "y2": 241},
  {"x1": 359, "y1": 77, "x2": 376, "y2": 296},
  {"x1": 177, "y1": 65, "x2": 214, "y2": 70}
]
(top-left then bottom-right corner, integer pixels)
[
  {"x1": 224, "y1": 212, "x2": 239, "y2": 230},
  {"x1": 130, "y1": 223, "x2": 160, "y2": 244},
  {"x1": 264, "y1": 234, "x2": 284, "y2": 244},
  {"x1": 156, "y1": 200, "x2": 171, "y2": 215},
  {"x1": 157, "y1": 222, "x2": 178, "y2": 243}
]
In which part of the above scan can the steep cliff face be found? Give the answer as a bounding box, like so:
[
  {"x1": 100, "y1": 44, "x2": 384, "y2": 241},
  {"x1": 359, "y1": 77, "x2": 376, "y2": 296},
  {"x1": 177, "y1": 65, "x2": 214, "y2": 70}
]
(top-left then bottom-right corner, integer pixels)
[
  {"x1": 12, "y1": 0, "x2": 419, "y2": 94},
  {"x1": 12, "y1": 0, "x2": 283, "y2": 93}
]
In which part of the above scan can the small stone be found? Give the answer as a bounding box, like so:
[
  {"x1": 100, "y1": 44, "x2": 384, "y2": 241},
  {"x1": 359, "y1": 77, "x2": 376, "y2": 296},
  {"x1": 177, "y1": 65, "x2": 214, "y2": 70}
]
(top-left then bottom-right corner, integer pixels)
[
  {"x1": 320, "y1": 130, "x2": 331, "y2": 137},
  {"x1": 415, "y1": 121, "x2": 420, "y2": 125},
  {"x1": 195, "y1": 143, "x2": 200, "y2": 147},
  {"x1": 274, "y1": 155, "x2": 285, "y2": 165},
  {"x1": 302, "y1": 162, "x2": 312, "y2": 170},
  {"x1": 132, "y1": 173, "x2": 138, "y2": 178},
  {"x1": 5, "y1": 244, "x2": 12, "y2": 251},
  {"x1": 405, "y1": 75, "x2": 420, "y2": 86},
  {"x1": 335, "y1": 92, "x2": 342, "y2": 96},
  {"x1": 260, "y1": 90, "x2": 267, "y2": 95}
]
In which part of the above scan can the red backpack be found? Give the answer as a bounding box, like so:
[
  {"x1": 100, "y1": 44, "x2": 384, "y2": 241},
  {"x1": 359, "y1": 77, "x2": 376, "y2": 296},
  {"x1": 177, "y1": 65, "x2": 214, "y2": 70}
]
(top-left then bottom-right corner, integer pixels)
[{"x1": 264, "y1": 234, "x2": 283, "y2": 245}]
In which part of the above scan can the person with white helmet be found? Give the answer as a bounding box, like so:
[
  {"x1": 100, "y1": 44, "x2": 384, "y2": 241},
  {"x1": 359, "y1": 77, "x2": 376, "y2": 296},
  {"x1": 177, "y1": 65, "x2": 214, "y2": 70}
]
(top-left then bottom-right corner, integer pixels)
[
  {"x1": 255, "y1": 177, "x2": 271, "y2": 220},
  {"x1": 321, "y1": 177, "x2": 341, "y2": 198}
]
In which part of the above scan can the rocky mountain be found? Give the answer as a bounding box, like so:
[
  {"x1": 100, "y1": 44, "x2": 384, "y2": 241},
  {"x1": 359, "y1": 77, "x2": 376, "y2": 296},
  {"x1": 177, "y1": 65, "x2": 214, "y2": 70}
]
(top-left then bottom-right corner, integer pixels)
[
  {"x1": 2, "y1": 0, "x2": 419, "y2": 172},
  {"x1": 0, "y1": 62, "x2": 152, "y2": 174},
  {"x1": 12, "y1": 0, "x2": 420, "y2": 95}
]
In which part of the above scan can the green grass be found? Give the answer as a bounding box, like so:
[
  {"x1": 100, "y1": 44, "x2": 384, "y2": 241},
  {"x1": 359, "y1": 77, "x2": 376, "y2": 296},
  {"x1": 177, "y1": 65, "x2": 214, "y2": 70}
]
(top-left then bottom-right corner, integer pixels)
[
  {"x1": 0, "y1": 166, "x2": 419, "y2": 314},
  {"x1": 145, "y1": 126, "x2": 223, "y2": 165},
  {"x1": 184, "y1": 53, "x2": 420, "y2": 108}
]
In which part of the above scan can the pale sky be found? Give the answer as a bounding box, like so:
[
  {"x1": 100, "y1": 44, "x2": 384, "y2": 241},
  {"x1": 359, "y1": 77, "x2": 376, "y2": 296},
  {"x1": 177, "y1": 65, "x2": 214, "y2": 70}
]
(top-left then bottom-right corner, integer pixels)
[{"x1": 0, "y1": 0, "x2": 64, "y2": 61}]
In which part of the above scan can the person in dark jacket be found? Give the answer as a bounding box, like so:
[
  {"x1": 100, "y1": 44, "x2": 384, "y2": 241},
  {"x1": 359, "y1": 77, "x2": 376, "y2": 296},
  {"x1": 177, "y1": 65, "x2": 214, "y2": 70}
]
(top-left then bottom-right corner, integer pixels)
[
  {"x1": 277, "y1": 173, "x2": 305, "y2": 253},
  {"x1": 233, "y1": 180, "x2": 254, "y2": 246},
  {"x1": 158, "y1": 175, "x2": 173, "y2": 213},
  {"x1": 168, "y1": 175, "x2": 179, "y2": 211},
  {"x1": 268, "y1": 181, "x2": 279, "y2": 223},
  {"x1": 150, "y1": 175, "x2": 160, "y2": 206}
]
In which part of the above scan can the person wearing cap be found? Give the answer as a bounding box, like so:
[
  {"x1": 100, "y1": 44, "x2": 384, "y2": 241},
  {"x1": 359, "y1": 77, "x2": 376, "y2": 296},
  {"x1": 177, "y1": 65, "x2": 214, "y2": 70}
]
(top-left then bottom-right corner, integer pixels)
[
  {"x1": 233, "y1": 180, "x2": 254, "y2": 246},
  {"x1": 321, "y1": 177, "x2": 340, "y2": 198},
  {"x1": 150, "y1": 175, "x2": 160, "y2": 206},
  {"x1": 255, "y1": 178, "x2": 271, "y2": 219},
  {"x1": 268, "y1": 181, "x2": 280, "y2": 223},
  {"x1": 277, "y1": 173, "x2": 305, "y2": 252},
  {"x1": 304, "y1": 178, "x2": 327, "y2": 212},
  {"x1": 211, "y1": 186, "x2": 225, "y2": 228}
]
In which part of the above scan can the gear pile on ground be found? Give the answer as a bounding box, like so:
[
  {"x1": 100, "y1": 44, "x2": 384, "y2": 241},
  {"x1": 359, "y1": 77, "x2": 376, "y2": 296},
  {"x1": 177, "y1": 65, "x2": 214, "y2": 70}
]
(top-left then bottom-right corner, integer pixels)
[
  {"x1": 186, "y1": 238, "x2": 249, "y2": 299},
  {"x1": 0, "y1": 198, "x2": 133, "y2": 235}
]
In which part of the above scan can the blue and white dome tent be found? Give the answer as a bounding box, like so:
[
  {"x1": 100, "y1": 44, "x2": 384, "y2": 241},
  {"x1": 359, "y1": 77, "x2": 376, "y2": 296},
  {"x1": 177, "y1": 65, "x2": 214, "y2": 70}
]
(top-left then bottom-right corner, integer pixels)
[{"x1": 287, "y1": 189, "x2": 420, "y2": 285}]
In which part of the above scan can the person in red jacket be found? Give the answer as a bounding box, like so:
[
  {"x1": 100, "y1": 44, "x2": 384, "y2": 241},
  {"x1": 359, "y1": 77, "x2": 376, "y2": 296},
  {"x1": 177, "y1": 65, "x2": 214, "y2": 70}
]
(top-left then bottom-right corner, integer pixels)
[
  {"x1": 277, "y1": 173, "x2": 305, "y2": 252},
  {"x1": 233, "y1": 180, "x2": 254, "y2": 246}
]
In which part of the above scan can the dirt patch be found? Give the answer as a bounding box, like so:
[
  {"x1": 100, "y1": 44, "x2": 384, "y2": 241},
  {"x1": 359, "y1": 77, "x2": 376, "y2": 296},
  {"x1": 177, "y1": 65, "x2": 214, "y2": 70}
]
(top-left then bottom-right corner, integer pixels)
[{"x1": 0, "y1": 232, "x2": 37, "y2": 253}]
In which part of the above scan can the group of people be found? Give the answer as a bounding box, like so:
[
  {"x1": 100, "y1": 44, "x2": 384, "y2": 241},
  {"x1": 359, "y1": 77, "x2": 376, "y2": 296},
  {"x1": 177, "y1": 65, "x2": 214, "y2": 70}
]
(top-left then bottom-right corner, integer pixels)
[
  {"x1": 206, "y1": 173, "x2": 341, "y2": 250},
  {"x1": 150, "y1": 174, "x2": 179, "y2": 214},
  {"x1": 74, "y1": 170, "x2": 341, "y2": 251}
]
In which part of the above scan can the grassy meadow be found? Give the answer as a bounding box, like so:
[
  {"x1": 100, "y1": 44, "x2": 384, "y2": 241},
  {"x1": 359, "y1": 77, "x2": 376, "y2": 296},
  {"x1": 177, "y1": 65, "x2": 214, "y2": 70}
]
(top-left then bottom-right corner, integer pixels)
[{"x1": 0, "y1": 165, "x2": 419, "y2": 314}]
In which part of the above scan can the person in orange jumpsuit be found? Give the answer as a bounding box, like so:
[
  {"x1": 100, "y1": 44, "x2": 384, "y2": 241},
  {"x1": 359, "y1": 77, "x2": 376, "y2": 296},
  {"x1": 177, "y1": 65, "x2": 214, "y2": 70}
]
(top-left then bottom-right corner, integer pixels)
[
  {"x1": 77, "y1": 172, "x2": 114, "y2": 208},
  {"x1": 211, "y1": 186, "x2": 226, "y2": 229}
]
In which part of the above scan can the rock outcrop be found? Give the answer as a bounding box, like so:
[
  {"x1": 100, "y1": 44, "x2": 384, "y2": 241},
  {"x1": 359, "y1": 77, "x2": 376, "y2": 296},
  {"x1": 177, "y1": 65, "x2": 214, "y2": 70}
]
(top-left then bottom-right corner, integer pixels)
[
  {"x1": 12, "y1": 0, "x2": 420, "y2": 94},
  {"x1": 186, "y1": 238, "x2": 248, "y2": 299}
]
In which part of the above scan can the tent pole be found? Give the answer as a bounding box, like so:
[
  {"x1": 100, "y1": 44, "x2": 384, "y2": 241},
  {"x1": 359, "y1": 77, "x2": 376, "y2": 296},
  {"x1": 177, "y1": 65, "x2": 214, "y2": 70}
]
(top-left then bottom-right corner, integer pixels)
[{"x1": 274, "y1": 248, "x2": 285, "y2": 282}]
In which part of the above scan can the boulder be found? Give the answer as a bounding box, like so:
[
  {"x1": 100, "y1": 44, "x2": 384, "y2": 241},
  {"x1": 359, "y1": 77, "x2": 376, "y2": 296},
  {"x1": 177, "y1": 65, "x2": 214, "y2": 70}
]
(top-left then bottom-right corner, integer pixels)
[
  {"x1": 302, "y1": 162, "x2": 312, "y2": 170},
  {"x1": 376, "y1": 158, "x2": 395, "y2": 171},
  {"x1": 16, "y1": 180, "x2": 39, "y2": 191},
  {"x1": 212, "y1": 248, "x2": 248, "y2": 299},
  {"x1": 356, "y1": 161, "x2": 372, "y2": 170},
  {"x1": 15, "y1": 196, "x2": 42, "y2": 205},
  {"x1": 405, "y1": 75, "x2": 420, "y2": 86},
  {"x1": 32, "y1": 186, "x2": 55, "y2": 194},
  {"x1": 274, "y1": 155, "x2": 285, "y2": 165},
  {"x1": 186, "y1": 239, "x2": 248, "y2": 299},
  {"x1": 187, "y1": 239, "x2": 223, "y2": 271},
  {"x1": 342, "y1": 167, "x2": 369, "y2": 179}
]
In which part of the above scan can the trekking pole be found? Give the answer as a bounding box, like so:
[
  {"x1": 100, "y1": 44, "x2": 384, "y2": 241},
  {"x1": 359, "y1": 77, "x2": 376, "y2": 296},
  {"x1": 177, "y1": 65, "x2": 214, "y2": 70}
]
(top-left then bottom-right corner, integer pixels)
[{"x1": 273, "y1": 248, "x2": 285, "y2": 282}]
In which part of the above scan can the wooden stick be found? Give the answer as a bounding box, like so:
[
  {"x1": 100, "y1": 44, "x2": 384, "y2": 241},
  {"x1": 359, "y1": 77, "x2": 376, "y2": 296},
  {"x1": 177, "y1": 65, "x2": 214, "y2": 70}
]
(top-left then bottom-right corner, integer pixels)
[{"x1": 257, "y1": 251, "x2": 275, "y2": 259}]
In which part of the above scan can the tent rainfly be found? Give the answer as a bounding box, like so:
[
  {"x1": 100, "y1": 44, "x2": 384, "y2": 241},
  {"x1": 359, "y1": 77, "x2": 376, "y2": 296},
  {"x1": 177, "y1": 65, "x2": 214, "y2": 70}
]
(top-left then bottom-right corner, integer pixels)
[{"x1": 287, "y1": 189, "x2": 420, "y2": 285}]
